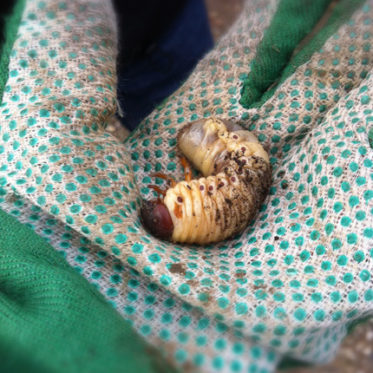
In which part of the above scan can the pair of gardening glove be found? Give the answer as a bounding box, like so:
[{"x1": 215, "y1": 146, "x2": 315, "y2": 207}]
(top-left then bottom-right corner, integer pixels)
[{"x1": 0, "y1": 0, "x2": 371, "y2": 372}]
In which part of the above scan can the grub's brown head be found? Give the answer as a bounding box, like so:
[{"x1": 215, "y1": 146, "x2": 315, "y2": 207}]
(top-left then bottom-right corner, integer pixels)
[{"x1": 140, "y1": 200, "x2": 174, "y2": 241}]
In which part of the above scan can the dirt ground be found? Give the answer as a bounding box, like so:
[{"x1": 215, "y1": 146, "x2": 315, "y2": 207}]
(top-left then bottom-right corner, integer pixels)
[{"x1": 107, "y1": 2, "x2": 373, "y2": 372}]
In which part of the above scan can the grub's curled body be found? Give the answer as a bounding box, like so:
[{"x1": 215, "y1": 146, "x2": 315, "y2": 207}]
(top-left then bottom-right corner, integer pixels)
[{"x1": 141, "y1": 118, "x2": 271, "y2": 244}]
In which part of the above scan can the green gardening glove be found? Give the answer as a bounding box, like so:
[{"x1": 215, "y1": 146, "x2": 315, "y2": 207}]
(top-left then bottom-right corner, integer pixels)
[
  {"x1": 0, "y1": 208, "x2": 174, "y2": 373},
  {"x1": 126, "y1": 0, "x2": 373, "y2": 369}
]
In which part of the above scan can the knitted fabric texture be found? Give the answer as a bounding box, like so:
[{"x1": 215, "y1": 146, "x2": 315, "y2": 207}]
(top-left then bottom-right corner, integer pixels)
[
  {"x1": 240, "y1": 0, "x2": 332, "y2": 107},
  {"x1": 0, "y1": 209, "x2": 175, "y2": 373},
  {"x1": 0, "y1": 0, "x2": 371, "y2": 372},
  {"x1": 0, "y1": 0, "x2": 25, "y2": 102}
]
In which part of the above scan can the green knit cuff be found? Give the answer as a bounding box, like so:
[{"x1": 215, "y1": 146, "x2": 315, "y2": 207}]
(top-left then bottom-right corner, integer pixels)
[
  {"x1": 240, "y1": 0, "x2": 365, "y2": 109},
  {"x1": 0, "y1": 0, "x2": 25, "y2": 104}
]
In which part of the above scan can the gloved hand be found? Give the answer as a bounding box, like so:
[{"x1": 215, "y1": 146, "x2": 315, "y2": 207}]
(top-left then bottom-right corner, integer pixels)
[
  {"x1": 0, "y1": 0, "x2": 371, "y2": 372},
  {"x1": 127, "y1": 0, "x2": 372, "y2": 367}
]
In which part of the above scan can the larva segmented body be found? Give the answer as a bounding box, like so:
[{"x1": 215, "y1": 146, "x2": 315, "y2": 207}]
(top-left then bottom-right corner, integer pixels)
[{"x1": 141, "y1": 118, "x2": 271, "y2": 244}]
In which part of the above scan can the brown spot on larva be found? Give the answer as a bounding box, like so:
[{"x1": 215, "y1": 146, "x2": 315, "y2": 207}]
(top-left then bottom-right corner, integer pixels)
[
  {"x1": 199, "y1": 185, "x2": 204, "y2": 191},
  {"x1": 233, "y1": 135, "x2": 238, "y2": 139},
  {"x1": 208, "y1": 185, "x2": 213, "y2": 191},
  {"x1": 177, "y1": 196, "x2": 183, "y2": 203},
  {"x1": 224, "y1": 198, "x2": 232, "y2": 206},
  {"x1": 186, "y1": 185, "x2": 191, "y2": 190},
  {"x1": 241, "y1": 147, "x2": 246, "y2": 152},
  {"x1": 173, "y1": 203, "x2": 183, "y2": 218},
  {"x1": 217, "y1": 182, "x2": 224, "y2": 189},
  {"x1": 216, "y1": 209, "x2": 221, "y2": 221},
  {"x1": 169, "y1": 263, "x2": 186, "y2": 275}
]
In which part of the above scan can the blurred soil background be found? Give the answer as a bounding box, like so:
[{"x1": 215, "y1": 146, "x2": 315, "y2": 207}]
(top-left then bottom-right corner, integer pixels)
[{"x1": 107, "y1": 2, "x2": 373, "y2": 372}]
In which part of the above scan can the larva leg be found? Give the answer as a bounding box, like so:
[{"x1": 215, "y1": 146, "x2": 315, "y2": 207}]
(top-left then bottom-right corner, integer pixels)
[
  {"x1": 148, "y1": 185, "x2": 167, "y2": 197},
  {"x1": 180, "y1": 157, "x2": 192, "y2": 182}
]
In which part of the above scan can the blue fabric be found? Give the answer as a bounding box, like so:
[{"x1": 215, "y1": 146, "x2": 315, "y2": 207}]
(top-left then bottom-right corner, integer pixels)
[{"x1": 117, "y1": 0, "x2": 213, "y2": 130}]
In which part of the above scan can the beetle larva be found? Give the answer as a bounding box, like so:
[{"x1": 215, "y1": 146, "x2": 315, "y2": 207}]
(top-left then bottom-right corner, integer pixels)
[{"x1": 140, "y1": 118, "x2": 271, "y2": 244}]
